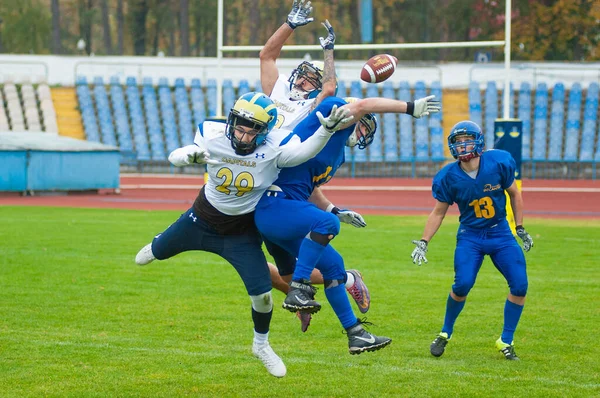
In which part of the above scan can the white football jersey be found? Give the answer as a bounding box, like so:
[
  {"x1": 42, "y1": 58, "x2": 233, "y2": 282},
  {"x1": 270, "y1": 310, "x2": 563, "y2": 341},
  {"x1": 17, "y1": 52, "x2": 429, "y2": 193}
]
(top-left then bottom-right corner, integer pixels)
[
  {"x1": 194, "y1": 122, "x2": 290, "y2": 216},
  {"x1": 270, "y1": 75, "x2": 315, "y2": 132}
]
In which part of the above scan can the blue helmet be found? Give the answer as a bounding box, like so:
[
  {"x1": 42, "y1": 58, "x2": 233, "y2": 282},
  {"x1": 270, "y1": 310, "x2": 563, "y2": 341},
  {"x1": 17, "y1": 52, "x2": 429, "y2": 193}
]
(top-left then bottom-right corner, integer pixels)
[
  {"x1": 448, "y1": 120, "x2": 484, "y2": 161},
  {"x1": 226, "y1": 92, "x2": 278, "y2": 155}
]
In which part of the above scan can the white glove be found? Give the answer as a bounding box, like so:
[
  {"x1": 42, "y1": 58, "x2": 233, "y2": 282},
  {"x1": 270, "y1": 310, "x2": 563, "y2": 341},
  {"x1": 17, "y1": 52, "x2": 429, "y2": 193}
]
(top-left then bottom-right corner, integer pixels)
[
  {"x1": 516, "y1": 226, "x2": 534, "y2": 252},
  {"x1": 286, "y1": 0, "x2": 314, "y2": 29},
  {"x1": 411, "y1": 239, "x2": 428, "y2": 266},
  {"x1": 168, "y1": 145, "x2": 218, "y2": 167},
  {"x1": 409, "y1": 95, "x2": 441, "y2": 118},
  {"x1": 327, "y1": 204, "x2": 366, "y2": 228},
  {"x1": 316, "y1": 105, "x2": 354, "y2": 133}
]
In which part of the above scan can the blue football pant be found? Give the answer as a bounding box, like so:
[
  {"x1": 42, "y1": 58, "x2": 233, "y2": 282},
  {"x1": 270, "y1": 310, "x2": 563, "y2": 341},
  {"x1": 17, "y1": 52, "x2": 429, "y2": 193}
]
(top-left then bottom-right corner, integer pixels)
[
  {"x1": 452, "y1": 224, "x2": 528, "y2": 297},
  {"x1": 151, "y1": 208, "x2": 272, "y2": 296}
]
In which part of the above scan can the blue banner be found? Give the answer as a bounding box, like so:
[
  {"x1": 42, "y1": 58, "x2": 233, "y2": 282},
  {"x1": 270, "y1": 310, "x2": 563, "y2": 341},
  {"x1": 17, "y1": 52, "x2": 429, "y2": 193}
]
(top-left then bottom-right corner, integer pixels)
[{"x1": 494, "y1": 119, "x2": 523, "y2": 180}]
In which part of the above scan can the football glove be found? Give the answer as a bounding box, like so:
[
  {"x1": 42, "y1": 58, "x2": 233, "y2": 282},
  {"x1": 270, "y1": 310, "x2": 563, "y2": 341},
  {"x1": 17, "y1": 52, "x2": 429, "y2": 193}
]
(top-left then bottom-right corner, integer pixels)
[
  {"x1": 316, "y1": 105, "x2": 354, "y2": 133},
  {"x1": 407, "y1": 95, "x2": 441, "y2": 119},
  {"x1": 169, "y1": 145, "x2": 218, "y2": 167},
  {"x1": 329, "y1": 206, "x2": 366, "y2": 228},
  {"x1": 286, "y1": 0, "x2": 314, "y2": 29},
  {"x1": 516, "y1": 225, "x2": 534, "y2": 252},
  {"x1": 411, "y1": 239, "x2": 428, "y2": 266},
  {"x1": 319, "y1": 20, "x2": 335, "y2": 50}
]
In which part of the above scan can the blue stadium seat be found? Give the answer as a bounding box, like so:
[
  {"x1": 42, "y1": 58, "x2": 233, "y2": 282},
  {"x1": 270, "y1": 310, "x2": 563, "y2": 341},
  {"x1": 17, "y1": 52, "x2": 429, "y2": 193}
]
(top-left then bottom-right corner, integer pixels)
[
  {"x1": 190, "y1": 79, "x2": 206, "y2": 128},
  {"x1": 468, "y1": 81, "x2": 483, "y2": 129},
  {"x1": 109, "y1": 77, "x2": 133, "y2": 151},
  {"x1": 484, "y1": 81, "x2": 498, "y2": 149},
  {"x1": 222, "y1": 79, "x2": 235, "y2": 114},
  {"x1": 581, "y1": 82, "x2": 599, "y2": 161},
  {"x1": 366, "y1": 84, "x2": 382, "y2": 162},
  {"x1": 174, "y1": 78, "x2": 185, "y2": 88},
  {"x1": 174, "y1": 80, "x2": 194, "y2": 145},
  {"x1": 254, "y1": 79, "x2": 262, "y2": 93},
  {"x1": 547, "y1": 82, "x2": 565, "y2": 161},
  {"x1": 142, "y1": 81, "x2": 166, "y2": 160},
  {"x1": 398, "y1": 81, "x2": 413, "y2": 160},
  {"x1": 518, "y1": 82, "x2": 532, "y2": 160},
  {"x1": 158, "y1": 81, "x2": 180, "y2": 153},
  {"x1": 237, "y1": 79, "x2": 251, "y2": 97},
  {"x1": 124, "y1": 82, "x2": 150, "y2": 160},
  {"x1": 93, "y1": 78, "x2": 117, "y2": 146},
  {"x1": 563, "y1": 83, "x2": 582, "y2": 161},
  {"x1": 348, "y1": 81, "x2": 366, "y2": 162},
  {"x1": 206, "y1": 79, "x2": 217, "y2": 117},
  {"x1": 337, "y1": 80, "x2": 347, "y2": 98},
  {"x1": 414, "y1": 81, "x2": 429, "y2": 160},
  {"x1": 429, "y1": 81, "x2": 444, "y2": 160},
  {"x1": 532, "y1": 83, "x2": 549, "y2": 160},
  {"x1": 382, "y1": 81, "x2": 398, "y2": 161}
]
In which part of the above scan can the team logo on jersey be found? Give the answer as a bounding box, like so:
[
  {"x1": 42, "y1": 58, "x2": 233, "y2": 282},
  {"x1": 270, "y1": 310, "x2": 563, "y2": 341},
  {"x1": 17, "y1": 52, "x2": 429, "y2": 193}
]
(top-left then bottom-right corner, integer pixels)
[
  {"x1": 483, "y1": 183, "x2": 501, "y2": 192},
  {"x1": 255, "y1": 153, "x2": 265, "y2": 159},
  {"x1": 188, "y1": 212, "x2": 197, "y2": 222},
  {"x1": 271, "y1": 99, "x2": 297, "y2": 113}
]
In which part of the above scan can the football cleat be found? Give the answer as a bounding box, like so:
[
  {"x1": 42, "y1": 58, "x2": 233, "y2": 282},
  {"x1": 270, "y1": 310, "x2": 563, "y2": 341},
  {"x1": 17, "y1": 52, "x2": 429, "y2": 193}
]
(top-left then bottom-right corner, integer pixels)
[
  {"x1": 345, "y1": 319, "x2": 392, "y2": 355},
  {"x1": 430, "y1": 332, "x2": 450, "y2": 357},
  {"x1": 252, "y1": 342, "x2": 287, "y2": 377},
  {"x1": 135, "y1": 243, "x2": 155, "y2": 265},
  {"x1": 346, "y1": 269, "x2": 370, "y2": 313},
  {"x1": 282, "y1": 279, "x2": 321, "y2": 314},
  {"x1": 296, "y1": 311, "x2": 312, "y2": 333},
  {"x1": 496, "y1": 338, "x2": 520, "y2": 360}
]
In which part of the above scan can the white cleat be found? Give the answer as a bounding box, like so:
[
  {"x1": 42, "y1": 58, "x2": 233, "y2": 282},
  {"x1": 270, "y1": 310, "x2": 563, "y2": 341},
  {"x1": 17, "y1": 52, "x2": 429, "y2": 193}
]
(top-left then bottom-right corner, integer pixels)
[
  {"x1": 135, "y1": 243, "x2": 155, "y2": 265},
  {"x1": 252, "y1": 342, "x2": 286, "y2": 378}
]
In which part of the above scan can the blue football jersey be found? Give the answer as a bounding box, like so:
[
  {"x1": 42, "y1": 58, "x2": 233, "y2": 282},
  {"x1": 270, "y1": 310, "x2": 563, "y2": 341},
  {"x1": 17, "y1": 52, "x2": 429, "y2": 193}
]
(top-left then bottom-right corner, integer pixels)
[
  {"x1": 273, "y1": 97, "x2": 354, "y2": 201},
  {"x1": 432, "y1": 149, "x2": 516, "y2": 228}
]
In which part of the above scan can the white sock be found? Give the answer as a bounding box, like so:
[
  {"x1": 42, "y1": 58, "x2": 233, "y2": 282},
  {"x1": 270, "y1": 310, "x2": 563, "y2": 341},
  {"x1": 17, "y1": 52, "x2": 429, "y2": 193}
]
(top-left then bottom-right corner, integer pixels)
[
  {"x1": 345, "y1": 272, "x2": 355, "y2": 288},
  {"x1": 253, "y1": 331, "x2": 269, "y2": 345}
]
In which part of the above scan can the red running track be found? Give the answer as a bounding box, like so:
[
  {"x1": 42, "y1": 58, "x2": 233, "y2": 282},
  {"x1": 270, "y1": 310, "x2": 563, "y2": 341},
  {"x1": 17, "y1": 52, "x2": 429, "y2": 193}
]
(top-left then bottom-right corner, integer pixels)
[{"x1": 1, "y1": 174, "x2": 600, "y2": 219}]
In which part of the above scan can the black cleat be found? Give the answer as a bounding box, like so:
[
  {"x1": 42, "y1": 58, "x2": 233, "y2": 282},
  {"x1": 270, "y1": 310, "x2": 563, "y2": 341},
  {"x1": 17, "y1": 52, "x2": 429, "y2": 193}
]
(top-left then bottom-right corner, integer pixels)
[
  {"x1": 345, "y1": 319, "x2": 392, "y2": 355},
  {"x1": 496, "y1": 338, "x2": 520, "y2": 360},
  {"x1": 430, "y1": 332, "x2": 450, "y2": 357},
  {"x1": 282, "y1": 280, "x2": 321, "y2": 314}
]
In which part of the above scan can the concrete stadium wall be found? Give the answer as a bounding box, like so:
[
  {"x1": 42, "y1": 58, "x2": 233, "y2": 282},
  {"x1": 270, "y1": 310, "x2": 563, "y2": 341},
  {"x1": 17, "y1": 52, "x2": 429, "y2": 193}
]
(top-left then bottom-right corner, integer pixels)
[{"x1": 0, "y1": 54, "x2": 599, "y2": 89}]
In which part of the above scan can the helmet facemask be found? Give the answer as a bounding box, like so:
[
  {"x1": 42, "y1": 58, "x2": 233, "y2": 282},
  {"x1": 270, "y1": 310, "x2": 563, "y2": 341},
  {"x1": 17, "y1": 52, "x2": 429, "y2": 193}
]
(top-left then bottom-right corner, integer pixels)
[
  {"x1": 449, "y1": 132, "x2": 484, "y2": 162},
  {"x1": 288, "y1": 61, "x2": 323, "y2": 101},
  {"x1": 226, "y1": 111, "x2": 269, "y2": 156},
  {"x1": 346, "y1": 113, "x2": 377, "y2": 149}
]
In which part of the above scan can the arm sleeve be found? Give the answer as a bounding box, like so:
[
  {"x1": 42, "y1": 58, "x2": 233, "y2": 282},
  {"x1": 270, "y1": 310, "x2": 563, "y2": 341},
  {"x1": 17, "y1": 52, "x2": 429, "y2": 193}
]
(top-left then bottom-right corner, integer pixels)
[
  {"x1": 193, "y1": 125, "x2": 206, "y2": 149},
  {"x1": 500, "y1": 152, "x2": 517, "y2": 189},
  {"x1": 276, "y1": 126, "x2": 332, "y2": 168},
  {"x1": 432, "y1": 175, "x2": 454, "y2": 205},
  {"x1": 168, "y1": 144, "x2": 198, "y2": 167}
]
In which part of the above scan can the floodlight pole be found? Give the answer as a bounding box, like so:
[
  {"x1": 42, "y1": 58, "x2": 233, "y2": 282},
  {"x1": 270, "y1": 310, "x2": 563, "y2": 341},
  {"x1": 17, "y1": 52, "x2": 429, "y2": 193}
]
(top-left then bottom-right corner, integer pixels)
[
  {"x1": 216, "y1": 0, "x2": 224, "y2": 117},
  {"x1": 503, "y1": 0, "x2": 512, "y2": 119}
]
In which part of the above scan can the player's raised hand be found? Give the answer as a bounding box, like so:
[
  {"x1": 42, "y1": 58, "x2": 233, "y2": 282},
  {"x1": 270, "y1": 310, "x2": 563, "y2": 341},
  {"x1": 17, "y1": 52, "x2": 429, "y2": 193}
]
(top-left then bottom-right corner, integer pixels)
[
  {"x1": 316, "y1": 105, "x2": 354, "y2": 133},
  {"x1": 409, "y1": 95, "x2": 441, "y2": 118},
  {"x1": 516, "y1": 226, "x2": 534, "y2": 252},
  {"x1": 411, "y1": 239, "x2": 428, "y2": 266},
  {"x1": 287, "y1": 0, "x2": 314, "y2": 29},
  {"x1": 319, "y1": 20, "x2": 335, "y2": 50}
]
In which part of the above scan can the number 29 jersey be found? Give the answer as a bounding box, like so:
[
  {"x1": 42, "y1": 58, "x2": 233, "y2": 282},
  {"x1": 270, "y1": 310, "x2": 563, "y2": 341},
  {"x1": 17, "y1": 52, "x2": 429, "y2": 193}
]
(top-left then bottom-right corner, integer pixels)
[
  {"x1": 432, "y1": 149, "x2": 516, "y2": 229},
  {"x1": 194, "y1": 121, "x2": 289, "y2": 216}
]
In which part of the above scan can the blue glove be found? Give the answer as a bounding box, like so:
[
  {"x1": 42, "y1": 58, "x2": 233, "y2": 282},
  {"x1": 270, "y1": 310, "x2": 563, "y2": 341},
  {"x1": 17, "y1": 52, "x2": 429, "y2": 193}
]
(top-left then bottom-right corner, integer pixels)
[
  {"x1": 287, "y1": 0, "x2": 314, "y2": 29},
  {"x1": 319, "y1": 20, "x2": 335, "y2": 50}
]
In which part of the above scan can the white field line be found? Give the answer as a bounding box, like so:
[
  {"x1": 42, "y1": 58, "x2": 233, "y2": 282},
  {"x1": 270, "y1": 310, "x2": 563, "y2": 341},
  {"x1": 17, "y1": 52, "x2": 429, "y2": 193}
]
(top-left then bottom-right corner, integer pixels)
[{"x1": 119, "y1": 184, "x2": 600, "y2": 193}]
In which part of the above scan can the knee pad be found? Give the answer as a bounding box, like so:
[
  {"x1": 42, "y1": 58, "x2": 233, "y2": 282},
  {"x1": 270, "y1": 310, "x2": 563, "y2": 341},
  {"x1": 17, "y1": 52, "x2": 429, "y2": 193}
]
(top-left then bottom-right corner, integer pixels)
[
  {"x1": 250, "y1": 291, "x2": 273, "y2": 313},
  {"x1": 324, "y1": 278, "x2": 346, "y2": 289},
  {"x1": 510, "y1": 282, "x2": 528, "y2": 297}
]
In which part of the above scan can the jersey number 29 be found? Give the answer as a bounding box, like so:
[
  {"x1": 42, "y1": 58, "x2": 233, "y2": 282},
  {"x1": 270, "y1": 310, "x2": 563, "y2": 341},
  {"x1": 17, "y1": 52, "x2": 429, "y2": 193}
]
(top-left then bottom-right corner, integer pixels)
[{"x1": 215, "y1": 167, "x2": 254, "y2": 197}]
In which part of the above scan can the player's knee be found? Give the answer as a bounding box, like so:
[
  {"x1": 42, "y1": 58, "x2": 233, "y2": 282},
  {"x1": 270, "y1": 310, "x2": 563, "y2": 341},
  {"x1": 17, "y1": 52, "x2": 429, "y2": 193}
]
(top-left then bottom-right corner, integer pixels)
[
  {"x1": 315, "y1": 212, "x2": 341, "y2": 236},
  {"x1": 452, "y1": 281, "x2": 475, "y2": 297},
  {"x1": 510, "y1": 281, "x2": 528, "y2": 297},
  {"x1": 309, "y1": 231, "x2": 335, "y2": 246},
  {"x1": 250, "y1": 291, "x2": 273, "y2": 313},
  {"x1": 324, "y1": 278, "x2": 346, "y2": 289}
]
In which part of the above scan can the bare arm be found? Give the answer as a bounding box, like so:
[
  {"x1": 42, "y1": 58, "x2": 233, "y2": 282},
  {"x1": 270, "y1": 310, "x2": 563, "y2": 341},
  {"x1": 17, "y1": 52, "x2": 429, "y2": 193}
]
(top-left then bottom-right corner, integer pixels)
[
  {"x1": 506, "y1": 181, "x2": 524, "y2": 226},
  {"x1": 421, "y1": 200, "x2": 451, "y2": 242},
  {"x1": 259, "y1": 24, "x2": 294, "y2": 96},
  {"x1": 308, "y1": 187, "x2": 331, "y2": 210},
  {"x1": 312, "y1": 48, "x2": 337, "y2": 108}
]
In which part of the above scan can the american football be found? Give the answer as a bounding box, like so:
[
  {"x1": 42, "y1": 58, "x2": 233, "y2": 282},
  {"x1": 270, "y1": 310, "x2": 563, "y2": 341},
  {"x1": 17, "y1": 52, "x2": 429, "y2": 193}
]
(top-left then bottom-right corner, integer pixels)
[{"x1": 360, "y1": 54, "x2": 398, "y2": 83}]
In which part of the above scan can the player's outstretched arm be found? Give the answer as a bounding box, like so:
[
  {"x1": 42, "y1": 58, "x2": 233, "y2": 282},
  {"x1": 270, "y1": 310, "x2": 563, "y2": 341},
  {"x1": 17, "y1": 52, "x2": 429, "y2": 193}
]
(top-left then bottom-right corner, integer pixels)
[
  {"x1": 506, "y1": 181, "x2": 534, "y2": 252},
  {"x1": 259, "y1": 0, "x2": 314, "y2": 96},
  {"x1": 411, "y1": 200, "x2": 450, "y2": 265},
  {"x1": 309, "y1": 188, "x2": 366, "y2": 228},
  {"x1": 168, "y1": 145, "x2": 218, "y2": 167},
  {"x1": 313, "y1": 20, "x2": 337, "y2": 108},
  {"x1": 277, "y1": 105, "x2": 352, "y2": 168}
]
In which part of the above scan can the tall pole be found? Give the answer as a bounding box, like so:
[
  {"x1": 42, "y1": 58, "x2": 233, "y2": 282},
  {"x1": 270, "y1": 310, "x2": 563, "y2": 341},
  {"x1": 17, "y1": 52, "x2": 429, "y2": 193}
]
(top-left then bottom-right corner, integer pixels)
[
  {"x1": 503, "y1": 0, "x2": 512, "y2": 119},
  {"x1": 217, "y1": 0, "x2": 224, "y2": 117}
]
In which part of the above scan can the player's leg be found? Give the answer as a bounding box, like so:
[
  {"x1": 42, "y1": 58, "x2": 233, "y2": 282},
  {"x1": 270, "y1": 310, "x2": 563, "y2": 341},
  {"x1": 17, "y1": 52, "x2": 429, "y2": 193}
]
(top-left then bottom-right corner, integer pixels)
[
  {"x1": 431, "y1": 232, "x2": 484, "y2": 357},
  {"x1": 135, "y1": 208, "x2": 205, "y2": 265},
  {"x1": 490, "y1": 232, "x2": 528, "y2": 360},
  {"x1": 317, "y1": 245, "x2": 391, "y2": 354},
  {"x1": 215, "y1": 232, "x2": 286, "y2": 377}
]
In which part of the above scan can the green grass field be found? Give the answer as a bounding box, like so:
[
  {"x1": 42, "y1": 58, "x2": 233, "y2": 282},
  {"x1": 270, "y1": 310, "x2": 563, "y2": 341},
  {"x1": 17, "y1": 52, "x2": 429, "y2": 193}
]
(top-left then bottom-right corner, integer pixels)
[{"x1": 1, "y1": 206, "x2": 599, "y2": 397}]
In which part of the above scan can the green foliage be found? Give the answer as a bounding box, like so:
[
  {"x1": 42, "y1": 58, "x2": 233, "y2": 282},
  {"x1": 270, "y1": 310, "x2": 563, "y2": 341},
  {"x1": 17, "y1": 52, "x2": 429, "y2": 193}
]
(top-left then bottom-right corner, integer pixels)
[
  {"x1": 0, "y1": 0, "x2": 51, "y2": 54},
  {"x1": 0, "y1": 206, "x2": 599, "y2": 396}
]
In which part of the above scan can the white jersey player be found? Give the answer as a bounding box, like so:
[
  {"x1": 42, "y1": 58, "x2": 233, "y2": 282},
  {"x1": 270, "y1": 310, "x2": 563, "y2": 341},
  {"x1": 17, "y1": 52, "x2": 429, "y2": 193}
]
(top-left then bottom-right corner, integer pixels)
[{"x1": 133, "y1": 91, "x2": 352, "y2": 378}]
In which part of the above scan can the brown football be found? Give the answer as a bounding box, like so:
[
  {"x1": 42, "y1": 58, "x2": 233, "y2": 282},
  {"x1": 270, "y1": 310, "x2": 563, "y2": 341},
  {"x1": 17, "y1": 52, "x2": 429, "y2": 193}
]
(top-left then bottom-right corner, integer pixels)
[{"x1": 360, "y1": 54, "x2": 398, "y2": 83}]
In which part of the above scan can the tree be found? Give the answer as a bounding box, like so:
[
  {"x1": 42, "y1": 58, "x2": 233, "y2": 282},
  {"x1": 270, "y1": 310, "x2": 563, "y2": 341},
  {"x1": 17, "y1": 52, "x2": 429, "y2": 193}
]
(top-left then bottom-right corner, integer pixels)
[
  {"x1": 117, "y1": 0, "x2": 124, "y2": 55},
  {"x1": 180, "y1": 0, "x2": 189, "y2": 56},
  {"x1": 100, "y1": 0, "x2": 112, "y2": 55},
  {"x1": 129, "y1": 0, "x2": 149, "y2": 55},
  {"x1": 51, "y1": 0, "x2": 61, "y2": 54}
]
